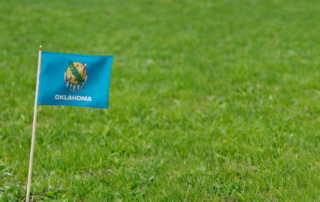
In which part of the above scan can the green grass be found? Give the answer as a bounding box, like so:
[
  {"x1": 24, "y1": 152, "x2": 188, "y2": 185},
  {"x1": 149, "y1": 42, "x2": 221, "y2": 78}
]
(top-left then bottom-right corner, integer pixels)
[{"x1": 1, "y1": 0, "x2": 320, "y2": 201}]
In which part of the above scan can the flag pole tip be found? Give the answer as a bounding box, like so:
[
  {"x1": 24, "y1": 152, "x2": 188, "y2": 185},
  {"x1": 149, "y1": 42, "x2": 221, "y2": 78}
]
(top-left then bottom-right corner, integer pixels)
[{"x1": 39, "y1": 45, "x2": 42, "y2": 50}]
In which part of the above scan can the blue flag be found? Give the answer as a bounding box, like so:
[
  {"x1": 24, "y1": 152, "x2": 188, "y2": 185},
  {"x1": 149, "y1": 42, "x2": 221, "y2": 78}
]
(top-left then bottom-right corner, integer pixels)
[{"x1": 37, "y1": 51, "x2": 113, "y2": 108}]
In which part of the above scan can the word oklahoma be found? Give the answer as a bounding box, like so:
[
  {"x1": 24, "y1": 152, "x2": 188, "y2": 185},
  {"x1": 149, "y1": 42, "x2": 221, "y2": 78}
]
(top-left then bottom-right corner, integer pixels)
[{"x1": 55, "y1": 95, "x2": 92, "y2": 101}]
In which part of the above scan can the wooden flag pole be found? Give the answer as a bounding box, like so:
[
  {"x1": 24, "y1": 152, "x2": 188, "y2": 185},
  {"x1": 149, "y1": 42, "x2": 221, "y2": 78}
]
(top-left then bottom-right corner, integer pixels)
[{"x1": 26, "y1": 45, "x2": 42, "y2": 202}]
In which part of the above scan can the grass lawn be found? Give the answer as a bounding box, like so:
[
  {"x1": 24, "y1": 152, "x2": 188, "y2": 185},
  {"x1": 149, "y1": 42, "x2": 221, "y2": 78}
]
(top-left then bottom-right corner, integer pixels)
[{"x1": 1, "y1": 0, "x2": 320, "y2": 201}]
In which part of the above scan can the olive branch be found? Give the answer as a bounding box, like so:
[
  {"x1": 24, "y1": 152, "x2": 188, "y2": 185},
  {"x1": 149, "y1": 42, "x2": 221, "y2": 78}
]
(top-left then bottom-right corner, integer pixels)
[{"x1": 69, "y1": 61, "x2": 85, "y2": 84}]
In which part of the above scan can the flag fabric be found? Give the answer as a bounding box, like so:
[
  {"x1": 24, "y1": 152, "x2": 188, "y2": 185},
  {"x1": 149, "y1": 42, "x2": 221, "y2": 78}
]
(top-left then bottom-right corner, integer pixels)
[{"x1": 37, "y1": 51, "x2": 113, "y2": 108}]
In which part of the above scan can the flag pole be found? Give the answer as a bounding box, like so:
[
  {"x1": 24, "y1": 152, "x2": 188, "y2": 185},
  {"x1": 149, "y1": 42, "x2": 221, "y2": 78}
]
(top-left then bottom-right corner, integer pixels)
[{"x1": 26, "y1": 45, "x2": 42, "y2": 202}]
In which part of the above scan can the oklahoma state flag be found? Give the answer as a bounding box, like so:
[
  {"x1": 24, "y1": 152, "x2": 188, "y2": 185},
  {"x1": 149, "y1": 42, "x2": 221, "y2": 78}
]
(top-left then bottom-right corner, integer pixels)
[{"x1": 37, "y1": 51, "x2": 113, "y2": 108}]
